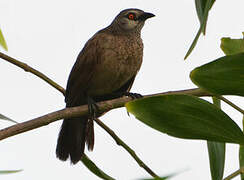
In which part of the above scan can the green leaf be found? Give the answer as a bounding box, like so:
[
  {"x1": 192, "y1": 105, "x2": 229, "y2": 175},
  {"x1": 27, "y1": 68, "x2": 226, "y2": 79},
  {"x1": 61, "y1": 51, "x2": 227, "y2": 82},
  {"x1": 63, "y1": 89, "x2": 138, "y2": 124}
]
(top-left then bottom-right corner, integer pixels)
[
  {"x1": 141, "y1": 177, "x2": 170, "y2": 180},
  {"x1": 0, "y1": 114, "x2": 18, "y2": 124},
  {"x1": 81, "y1": 154, "x2": 115, "y2": 180},
  {"x1": 221, "y1": 36, "x2": 244, "y2": 55},
  {"x1": 184, "y1": 0, "x2": 214, "y2": 59},
  {"x1": 207, "y1": 142, "x2": 225, "y2": 180},
  {"x1": 207, "y1": 97, "x2": 225, "y2": 180},
  {"x1": 141, "y1": 170, "x2": 183, "y2": 180},
  {"x1": 0, "y1": 29, "x2": 8, "y2": 51},
  {"x1": 195, "y1": 0, "x2": 215, "y2": 35},
  {"x1": 0, "y1": 169, "x2": 22, "y2": 174},
  {"x1": 126, "y1": 95, "x2": 244, "y2": 144},
  {"x1": 239, "y1": 116, "x2": 244, "y2": 180},
  {"x1": 190, "y1": 53, "x2": 244, "y2": 96},
  {"x1": 184, "y1": 24, "x2": 203, "y2": 60}
]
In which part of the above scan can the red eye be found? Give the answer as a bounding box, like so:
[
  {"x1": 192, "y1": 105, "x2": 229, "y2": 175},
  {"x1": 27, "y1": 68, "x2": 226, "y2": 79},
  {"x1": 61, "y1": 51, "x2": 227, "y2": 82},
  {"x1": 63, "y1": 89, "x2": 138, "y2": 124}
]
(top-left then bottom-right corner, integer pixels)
[{"x1": 128, "y1": 13, "x2": 135, "y2": 20}]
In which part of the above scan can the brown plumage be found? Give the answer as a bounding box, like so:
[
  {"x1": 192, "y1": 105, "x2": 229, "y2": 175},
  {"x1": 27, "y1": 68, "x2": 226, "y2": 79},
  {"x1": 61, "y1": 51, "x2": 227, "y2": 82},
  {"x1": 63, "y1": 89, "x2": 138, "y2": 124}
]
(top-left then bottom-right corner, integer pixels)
[{"x1": 56, "y1": 8, "x2": 155, "y2": 164}]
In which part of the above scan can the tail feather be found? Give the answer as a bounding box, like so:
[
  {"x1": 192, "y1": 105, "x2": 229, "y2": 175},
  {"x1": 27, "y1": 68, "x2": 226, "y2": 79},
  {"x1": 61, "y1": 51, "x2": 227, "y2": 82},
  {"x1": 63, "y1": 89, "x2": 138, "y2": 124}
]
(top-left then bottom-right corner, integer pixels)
[
  {"x1": 56, "y1": 117, "x2": 88, "y2": 164},
  {"x1": 86, "y1": 119, "x2": 95, "y2": 151}
]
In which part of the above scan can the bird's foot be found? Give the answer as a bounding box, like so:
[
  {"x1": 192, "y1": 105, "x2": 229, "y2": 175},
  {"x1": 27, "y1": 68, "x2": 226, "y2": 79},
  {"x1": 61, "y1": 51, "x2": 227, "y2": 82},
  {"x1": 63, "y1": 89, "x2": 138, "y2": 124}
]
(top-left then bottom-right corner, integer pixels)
[
  {"x1": 123, "y1": 92, "x2": 143, "y2": 99},
  {"x1": 87, "y1": 96, "x2": 99, "y2": 120},
  {"x1": 124, "y1": 92, "x2": 143, "y2": 117}
]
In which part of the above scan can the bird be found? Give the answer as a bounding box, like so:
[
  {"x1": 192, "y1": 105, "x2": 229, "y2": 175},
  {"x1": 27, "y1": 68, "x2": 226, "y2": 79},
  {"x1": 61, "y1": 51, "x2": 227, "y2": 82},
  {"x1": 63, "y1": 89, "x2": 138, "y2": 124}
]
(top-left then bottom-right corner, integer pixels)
[{"x1": 56, "y1": 8, "x2": 155, "y2": 164}]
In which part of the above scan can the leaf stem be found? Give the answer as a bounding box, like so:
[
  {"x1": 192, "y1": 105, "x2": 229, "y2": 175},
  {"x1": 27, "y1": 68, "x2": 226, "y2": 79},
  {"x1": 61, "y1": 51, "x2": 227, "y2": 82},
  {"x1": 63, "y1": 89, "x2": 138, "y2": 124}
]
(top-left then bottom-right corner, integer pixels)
[
  {"x1": 223, "y1": 166, "x2": 244, "y2": 180},
  {"x1": 217, "y1": 96, "x2": 244, "y2": 115}
]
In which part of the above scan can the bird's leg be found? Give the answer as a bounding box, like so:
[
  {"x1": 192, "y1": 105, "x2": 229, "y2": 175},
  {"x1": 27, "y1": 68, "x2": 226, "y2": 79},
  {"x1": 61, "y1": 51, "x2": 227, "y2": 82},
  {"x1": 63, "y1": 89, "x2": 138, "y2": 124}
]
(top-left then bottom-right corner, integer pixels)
[
  {"x1": 87, "y1": 96, "x2": 99, "y2": 120},
  {"x1": 86, "y1": 96, "x2": 97, "y2": 151}
]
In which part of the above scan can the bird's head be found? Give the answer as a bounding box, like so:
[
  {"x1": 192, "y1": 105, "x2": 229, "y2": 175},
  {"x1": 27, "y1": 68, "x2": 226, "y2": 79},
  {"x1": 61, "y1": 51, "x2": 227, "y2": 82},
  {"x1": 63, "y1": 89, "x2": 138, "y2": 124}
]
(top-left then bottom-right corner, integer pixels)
[{"x1": 110, "y1": 8, "x2": 155, "y2": 34}]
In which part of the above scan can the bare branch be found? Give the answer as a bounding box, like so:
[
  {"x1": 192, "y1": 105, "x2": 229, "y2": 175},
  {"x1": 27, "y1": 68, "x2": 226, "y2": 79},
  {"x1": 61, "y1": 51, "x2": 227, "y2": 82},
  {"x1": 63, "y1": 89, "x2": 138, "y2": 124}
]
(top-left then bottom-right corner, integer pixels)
[
  {"x1": 0, "y1": 51, "x2": 211, "y2": 178},
  {"x1": 0, "y1": 88, "x2": 210, "y2": 141},
  {"x1": 0, "y1": 96, "x2": 125, "y2": 140},
  {"x1": 0, "y1": 88, "x2": 209, "y2": 178},
  {"x1": 0, "y1": 52, "x2": 65, "y2": 95}
]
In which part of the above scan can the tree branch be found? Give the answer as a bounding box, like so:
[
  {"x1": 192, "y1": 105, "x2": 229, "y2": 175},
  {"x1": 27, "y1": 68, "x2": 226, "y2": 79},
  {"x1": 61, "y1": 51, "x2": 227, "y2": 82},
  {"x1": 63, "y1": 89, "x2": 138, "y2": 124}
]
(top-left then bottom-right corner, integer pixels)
[
  {"x1": 0, "y1": 88, "x2": 210, "y2": 141},
  {"x1": 0, "y1": 52, "x2": 65, "y2": 95},
  {"x1": 0, "y1": 51, "x2": 210, "y2": 178},
  {"x1": 0, "y1": 96, "x2": 124, "y2": 140},
  {"x1": 0, "y1": 87, "x2": 209, "y2": 178}
]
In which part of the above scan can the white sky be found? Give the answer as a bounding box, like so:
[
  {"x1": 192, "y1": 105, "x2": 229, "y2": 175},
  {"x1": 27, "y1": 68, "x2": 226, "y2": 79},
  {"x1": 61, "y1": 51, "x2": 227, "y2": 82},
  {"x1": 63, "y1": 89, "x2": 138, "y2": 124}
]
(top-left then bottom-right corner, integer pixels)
[{"x1": 1, "y1": 0, "x2": 244, "y2": 180}]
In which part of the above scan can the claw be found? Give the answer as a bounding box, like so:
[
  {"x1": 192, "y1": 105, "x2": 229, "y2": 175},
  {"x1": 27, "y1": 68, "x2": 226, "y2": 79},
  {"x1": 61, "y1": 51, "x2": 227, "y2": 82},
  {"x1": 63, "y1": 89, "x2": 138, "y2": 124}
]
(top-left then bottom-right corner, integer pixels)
[
  {"x1": 126, "y1": 110, "x2": 130, "y2": 117},
  {"x1": 124, "y1": 92, "x2": 143, "y2": 99}
]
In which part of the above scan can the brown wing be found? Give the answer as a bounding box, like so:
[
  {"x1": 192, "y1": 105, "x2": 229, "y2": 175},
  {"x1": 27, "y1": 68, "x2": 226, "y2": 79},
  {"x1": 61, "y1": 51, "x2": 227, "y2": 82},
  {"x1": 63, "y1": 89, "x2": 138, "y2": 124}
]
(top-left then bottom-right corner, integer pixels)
[
  {"x1": 114, "y1": 75, "x2": 136, "y2": 93},
  {"x1": 65, "y1": 34, "x2": 100, "y2": 107}
]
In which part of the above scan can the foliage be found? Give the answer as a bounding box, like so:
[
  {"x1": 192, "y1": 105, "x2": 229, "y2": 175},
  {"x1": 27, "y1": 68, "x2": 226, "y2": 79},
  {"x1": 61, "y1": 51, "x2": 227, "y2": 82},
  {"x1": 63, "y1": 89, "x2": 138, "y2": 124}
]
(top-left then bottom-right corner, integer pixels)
[
  {"x1": 0, "y1": 170, "x2": 22, "y2": 174},
  {"x1": 0, "y1": 29, "x2": 8, "y2": 51}
]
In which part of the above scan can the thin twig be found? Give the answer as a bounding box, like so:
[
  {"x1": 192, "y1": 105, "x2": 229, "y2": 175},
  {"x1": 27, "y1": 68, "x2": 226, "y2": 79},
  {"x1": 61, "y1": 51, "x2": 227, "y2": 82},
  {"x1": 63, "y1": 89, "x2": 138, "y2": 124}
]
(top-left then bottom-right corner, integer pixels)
[
  {"x1": 217, "y1": 96, "x2": 244, "y2": 115},
  {"x1": 95, "y1": 118, "x2": 159, "y2": 178},
  {"x1": 0, "y1": 52, "x2": 65, "y2": 95},
  {"x1": 223, "y1": 166, "x2": 244, "y2": 180}
]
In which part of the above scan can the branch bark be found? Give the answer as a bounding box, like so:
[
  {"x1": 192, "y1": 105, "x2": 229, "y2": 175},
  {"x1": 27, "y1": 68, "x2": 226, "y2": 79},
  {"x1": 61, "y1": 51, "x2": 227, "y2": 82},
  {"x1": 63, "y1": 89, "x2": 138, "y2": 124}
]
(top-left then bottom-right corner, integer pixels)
[{"x1": 0, "y1": 88, "x2": 210, "y2": 141}]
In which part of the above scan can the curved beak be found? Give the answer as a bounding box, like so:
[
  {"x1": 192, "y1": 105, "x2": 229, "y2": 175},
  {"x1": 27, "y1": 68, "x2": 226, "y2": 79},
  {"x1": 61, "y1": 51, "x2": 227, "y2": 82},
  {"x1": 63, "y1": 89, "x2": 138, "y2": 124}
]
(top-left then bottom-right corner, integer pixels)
[{"x1": 138, "y1": 12, "x2": 155, "y2": 21}]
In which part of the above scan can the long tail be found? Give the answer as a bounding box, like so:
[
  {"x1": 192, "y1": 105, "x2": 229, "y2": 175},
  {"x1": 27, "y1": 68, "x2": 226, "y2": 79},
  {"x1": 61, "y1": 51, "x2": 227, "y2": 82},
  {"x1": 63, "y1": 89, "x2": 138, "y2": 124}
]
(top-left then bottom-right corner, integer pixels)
[{"x1": 56, "y1": 117, "x2": 94, "y2": 164}]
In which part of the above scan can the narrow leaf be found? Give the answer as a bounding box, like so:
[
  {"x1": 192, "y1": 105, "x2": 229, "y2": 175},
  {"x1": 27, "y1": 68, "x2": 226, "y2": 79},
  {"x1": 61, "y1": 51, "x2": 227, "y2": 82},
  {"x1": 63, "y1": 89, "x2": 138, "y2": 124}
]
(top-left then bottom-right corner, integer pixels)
[
  {"x1": 190, "y1": 53, "x2": 244, "y2": 96},
  {"x1": 126, "y1": 95, "x2": 244, "y2": 144},
  {"x1": 207, "y1": 142, "x2": 225, "y2": 180},
  {"x1": 0, "y1": 29, "x2": 8, "y2": 51},
  {"x1": 0, "y1": 169, "x2": 22, "y2": 174},
  {"x1": 207, "y1": 97, "x2": 225, "y2": 180},
  {"x1": 184, "y1": 0, "x2": 214, "y2": 59},
  {"x1": 142, "y1": 177, "x2": 170, "y2": 180},
  {"x1": 141, "y1": 170, "x2": 183, "y2": 180},
  {"x1": 184, "y1": 24, "x2": 202, "y2": 60},
  {"x1": 239, "y1": 116, "x2": 244, "y2": 180},
  {"x1": 0, "y1": 114, "x2": 18, "y2": 124},
  {"x1": 195, "y1": 0, "x2": 205, "y2": 33},
  {"x1": 81, "y1": 154, "x2": 115, "y2": 180},
  {"x1": 221, "y1": 36, "x2": 244, "y2": 55},
  {"x1": 195, "y1": 0, "x2": 215, "y2": 34}
]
